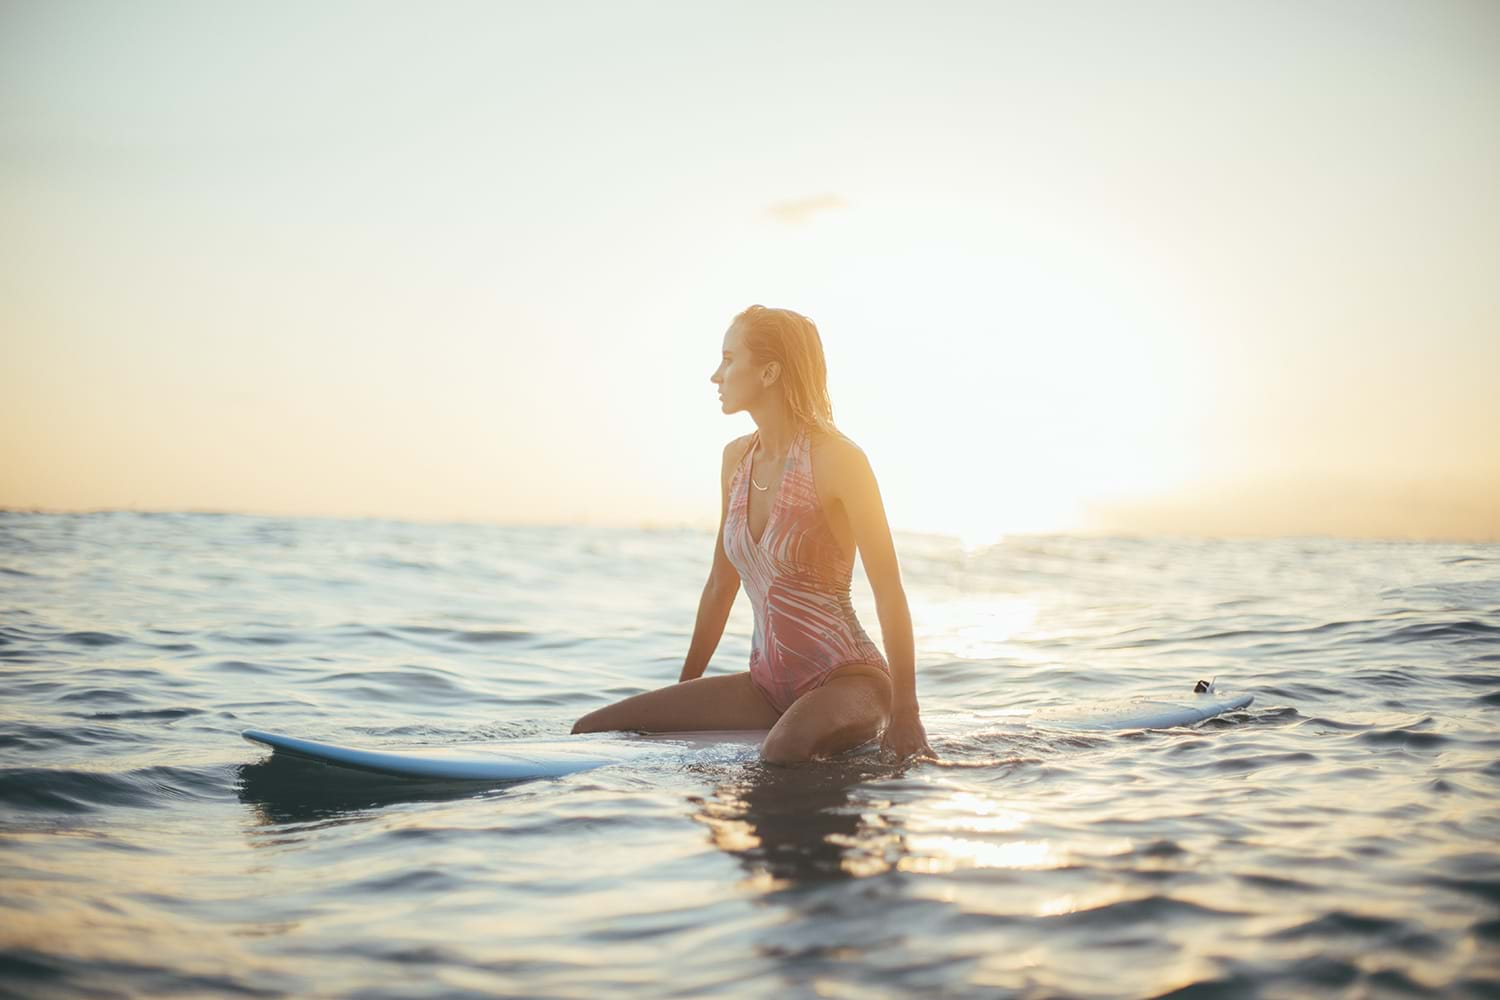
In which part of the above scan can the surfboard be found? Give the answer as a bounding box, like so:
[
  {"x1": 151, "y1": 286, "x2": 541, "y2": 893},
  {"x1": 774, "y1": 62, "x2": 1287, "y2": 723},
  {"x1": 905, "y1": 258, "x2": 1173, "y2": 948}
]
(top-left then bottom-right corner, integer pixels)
[
  {"x1": 241, "y1": 686, "x2": 1253, "y2": 782},
  {"x1": 1027, "y1": 690, "x2": 1254, "y2": 732},
  {"x1": 240, "y1": 728, "x2": 766, "y2": 782}
]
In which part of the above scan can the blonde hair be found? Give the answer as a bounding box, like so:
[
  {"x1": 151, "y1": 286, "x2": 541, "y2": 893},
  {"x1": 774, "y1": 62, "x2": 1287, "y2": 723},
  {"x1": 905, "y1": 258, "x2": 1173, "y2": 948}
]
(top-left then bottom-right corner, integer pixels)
[{"x1": 731, "y1": 304, "x2": 841, "y2": 437}]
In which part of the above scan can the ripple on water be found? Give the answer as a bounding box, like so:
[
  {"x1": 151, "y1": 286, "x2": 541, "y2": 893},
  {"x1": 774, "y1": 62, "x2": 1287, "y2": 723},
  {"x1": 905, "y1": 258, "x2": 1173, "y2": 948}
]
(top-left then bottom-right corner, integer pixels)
[
  {"x1": 59, "y1": 631, "x2": 129, "y2": 647},
  {"x1": 1047, "y1": 895, "x2": 1247, "y2": 930},
  {"x1": 0, "y1": 950, "x2": 286, "y2": 1000},
  {"x1": 0, "y1": 764, "x2": 226, "y2": 814},
  {"x1": 0, "y1": 723, "x2": 152, "y2": 752},
  {"x1": 1236, "y1": 872, "x2": 1317, "y2": 893},
  {"x1": 1356, "y1": 728, "x2": 1451, "y2": 749},
  {"x1": 207, "y1": 659, "x2": 279, "y2": 676},
  {"x1": 1269, "y1": 910, "x2": 1444, "y2": 954},
  {"x1": 1430, "y1": 877, "x2": 1500, "y2": 905},
  {"x1": 450, "y1": 628, "x2": 536, "y2": 644},
  {"x1": 341, "y1": 867, "x2": 465, "y2": 896},
  {"x1": 54, "y1": 687, "x2": 145, "y2": 706},
  {"x1": 1366, "y1": 619, "x2": 1500, "y2": 645},
  {"x1": 1449, "y1": 670, "x2": 1500, "y2": 687},
  {"x1": 1295, "y1": 715, "x2": 1368, "y2": 732},
  {"x1": 308, "y1": 668, "x2": 475, "y2": 703},
  {"x1": 74, "y1": 707, "x2": 205, "y2": 723}
]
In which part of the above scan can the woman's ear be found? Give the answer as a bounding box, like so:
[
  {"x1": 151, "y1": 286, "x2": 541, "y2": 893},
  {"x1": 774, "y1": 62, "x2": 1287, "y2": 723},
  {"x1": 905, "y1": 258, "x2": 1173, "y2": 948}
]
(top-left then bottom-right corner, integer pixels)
[{"x1": 762, "y1": 363, "x2": 780, "y2": 386}]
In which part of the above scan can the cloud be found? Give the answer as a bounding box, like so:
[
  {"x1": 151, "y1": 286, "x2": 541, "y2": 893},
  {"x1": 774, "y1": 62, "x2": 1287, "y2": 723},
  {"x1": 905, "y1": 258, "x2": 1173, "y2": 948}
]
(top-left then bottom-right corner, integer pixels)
[{"x1": 764, "y1": 193, "x2": 848, "y2": 225}]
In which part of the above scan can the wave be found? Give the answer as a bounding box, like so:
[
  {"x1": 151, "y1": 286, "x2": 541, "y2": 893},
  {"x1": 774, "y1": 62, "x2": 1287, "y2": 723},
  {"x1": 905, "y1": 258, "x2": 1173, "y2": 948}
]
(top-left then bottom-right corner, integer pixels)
[{"x1": 0, "y1": 764, "x2": 228, "y2": 814}]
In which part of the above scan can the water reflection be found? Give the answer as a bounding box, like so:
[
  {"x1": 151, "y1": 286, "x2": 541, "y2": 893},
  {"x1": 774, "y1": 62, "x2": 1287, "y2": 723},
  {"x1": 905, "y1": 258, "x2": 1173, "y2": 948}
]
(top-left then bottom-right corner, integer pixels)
[
  {"x1": 691, "y1": 757, "x2": 906, "y2": 886},
  {"x1": 690, "y1": 748, "x2": 1052, "y2": 886},
  {"x1": 235, "y1": 755, "x2": 508, "y2": 828}
]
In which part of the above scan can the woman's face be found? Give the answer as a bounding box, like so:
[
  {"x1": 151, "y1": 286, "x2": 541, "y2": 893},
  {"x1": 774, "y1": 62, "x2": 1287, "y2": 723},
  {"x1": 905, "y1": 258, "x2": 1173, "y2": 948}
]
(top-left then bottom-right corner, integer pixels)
[{"x1": 711, "y1": 324, "x2": 771, "y2": 414}]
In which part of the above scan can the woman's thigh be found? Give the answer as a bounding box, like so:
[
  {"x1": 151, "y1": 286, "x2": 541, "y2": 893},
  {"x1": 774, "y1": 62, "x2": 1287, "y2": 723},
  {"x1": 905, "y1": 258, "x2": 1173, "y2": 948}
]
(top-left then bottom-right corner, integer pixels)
[
  {"x1": 572, "y1": 671, "x2": 782, "y2": 734},
  {"x1": 759, "y1": 666, "x2": 892, "y2": 764}
]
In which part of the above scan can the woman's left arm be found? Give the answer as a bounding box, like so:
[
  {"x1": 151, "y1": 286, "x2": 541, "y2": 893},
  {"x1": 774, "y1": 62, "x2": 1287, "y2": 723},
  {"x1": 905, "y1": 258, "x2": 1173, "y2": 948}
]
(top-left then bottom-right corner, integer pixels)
[{"x1": 829, "y1": 440, "x2": 933, "y2": 760}]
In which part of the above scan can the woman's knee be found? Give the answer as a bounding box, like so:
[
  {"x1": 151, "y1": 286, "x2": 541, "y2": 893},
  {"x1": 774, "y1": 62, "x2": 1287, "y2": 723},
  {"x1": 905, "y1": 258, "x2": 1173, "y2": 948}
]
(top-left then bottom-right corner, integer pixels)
[
  {"x1": 760, "y1": 712, "x2": 883, "y2": 764},
  {"x1": 571, "y1": 709, "x2": 612, "y2": 734},
  {"x1": 759, "y1": 727, "x2": 815, "y2": 765}
]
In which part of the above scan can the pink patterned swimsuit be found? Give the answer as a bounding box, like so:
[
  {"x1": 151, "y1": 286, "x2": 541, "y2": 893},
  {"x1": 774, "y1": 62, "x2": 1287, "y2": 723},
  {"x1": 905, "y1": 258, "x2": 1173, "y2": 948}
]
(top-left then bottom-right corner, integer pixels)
[{"x1": 722, "y1": 424, "x2": 889, "y2": 713}]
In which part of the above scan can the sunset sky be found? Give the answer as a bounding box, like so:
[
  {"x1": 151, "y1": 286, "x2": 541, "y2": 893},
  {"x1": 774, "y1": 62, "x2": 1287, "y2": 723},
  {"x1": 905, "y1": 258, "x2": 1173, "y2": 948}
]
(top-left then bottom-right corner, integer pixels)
[{"x1": 3, "y1": 1, "x2": 1497, "y2": 542}]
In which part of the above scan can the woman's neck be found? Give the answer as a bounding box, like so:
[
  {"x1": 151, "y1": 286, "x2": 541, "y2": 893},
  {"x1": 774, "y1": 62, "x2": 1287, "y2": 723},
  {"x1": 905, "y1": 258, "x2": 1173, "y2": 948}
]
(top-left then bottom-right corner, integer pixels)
[{"x1": 751, "y1": 407, "x2": 799, "y2": 460}]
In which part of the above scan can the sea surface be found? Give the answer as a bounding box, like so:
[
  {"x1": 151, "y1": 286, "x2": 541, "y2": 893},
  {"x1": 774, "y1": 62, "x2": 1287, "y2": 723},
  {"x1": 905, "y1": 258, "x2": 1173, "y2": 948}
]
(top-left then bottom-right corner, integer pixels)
[{"x1": 1, "y1": 511, "x2": 1498, "y2": 999}]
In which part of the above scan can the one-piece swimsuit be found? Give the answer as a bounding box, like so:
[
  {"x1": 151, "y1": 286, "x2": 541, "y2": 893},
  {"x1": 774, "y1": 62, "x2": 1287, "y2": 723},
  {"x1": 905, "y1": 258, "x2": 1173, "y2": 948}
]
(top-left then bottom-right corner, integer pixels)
[{"x1": 722, "y1": 424, "x2": 889, "y2": 713}]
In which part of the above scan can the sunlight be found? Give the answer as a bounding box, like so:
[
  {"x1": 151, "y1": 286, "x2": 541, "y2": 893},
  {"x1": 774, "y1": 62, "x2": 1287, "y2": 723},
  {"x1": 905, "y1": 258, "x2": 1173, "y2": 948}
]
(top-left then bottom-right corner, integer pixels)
[
  {"x1": 900, "y1": 836, "x2": 1066, "y2": 873},
  {"x1": 1034, "y1": 887, "x2": 1131, "y2": 918},
  {"x1": 907, "y1": 792, "x2": 1031, "y2": 835},
  {"x1": 914, "y1": 596, "x2": 1041, "y2": 661},
  {"x1": 822, "y1": 237, "x2": 1203, "y2": 542}
]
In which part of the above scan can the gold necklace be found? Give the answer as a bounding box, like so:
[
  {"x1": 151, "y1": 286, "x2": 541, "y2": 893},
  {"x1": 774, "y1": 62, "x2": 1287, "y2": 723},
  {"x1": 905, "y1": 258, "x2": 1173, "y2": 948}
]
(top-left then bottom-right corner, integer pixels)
[
  {"x1": 750, "y1": 428, "x2": 797, "y2": 491},
  {"x1": 751, "y1": 449, "x2": 784, "y2": 491}
]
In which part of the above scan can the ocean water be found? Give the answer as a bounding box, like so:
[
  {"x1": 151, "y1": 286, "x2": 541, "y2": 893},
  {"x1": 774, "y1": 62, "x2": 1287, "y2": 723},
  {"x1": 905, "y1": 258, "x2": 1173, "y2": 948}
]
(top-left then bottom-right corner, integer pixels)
[{"x1": 1, "y1": 511, "x2": 1497, "y2": 999}]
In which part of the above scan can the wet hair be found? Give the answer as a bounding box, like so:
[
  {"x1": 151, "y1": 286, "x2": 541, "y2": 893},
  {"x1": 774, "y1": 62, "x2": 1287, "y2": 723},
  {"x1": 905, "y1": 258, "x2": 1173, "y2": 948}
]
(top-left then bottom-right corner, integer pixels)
[{"x1": 731, "y1": 304, "x2": 840, "y2": 436}]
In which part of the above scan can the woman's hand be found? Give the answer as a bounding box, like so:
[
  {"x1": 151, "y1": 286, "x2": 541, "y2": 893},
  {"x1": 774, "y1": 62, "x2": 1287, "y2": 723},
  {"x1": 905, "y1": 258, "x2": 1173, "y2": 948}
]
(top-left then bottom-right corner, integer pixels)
[{"x1": 880, "y1": 703, "x2": 933, "y2": 761}]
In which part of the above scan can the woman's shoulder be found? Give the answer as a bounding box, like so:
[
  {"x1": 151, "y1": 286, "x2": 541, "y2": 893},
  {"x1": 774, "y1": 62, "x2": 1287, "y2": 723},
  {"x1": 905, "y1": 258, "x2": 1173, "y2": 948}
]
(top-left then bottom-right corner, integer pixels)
[
  {"x1": 807, "y1": 426, "x2": 872, "y2": 489},
  {"x1": 723, "y1": 432, "x2": 755, "y2": 456},
  {"x1": 721, "y1": 433, "x2": 756, "y2": 469},
  {"x1": 808, "y1": 424, "x2": 865, "y2": 461}
]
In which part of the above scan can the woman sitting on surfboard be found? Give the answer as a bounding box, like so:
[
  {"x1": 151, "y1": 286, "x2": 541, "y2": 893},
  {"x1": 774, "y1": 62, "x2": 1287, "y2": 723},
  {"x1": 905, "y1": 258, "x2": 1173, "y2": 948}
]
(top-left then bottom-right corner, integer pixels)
[{"x1": 574, "y1": 305, "x2": 931, "y2": 763}]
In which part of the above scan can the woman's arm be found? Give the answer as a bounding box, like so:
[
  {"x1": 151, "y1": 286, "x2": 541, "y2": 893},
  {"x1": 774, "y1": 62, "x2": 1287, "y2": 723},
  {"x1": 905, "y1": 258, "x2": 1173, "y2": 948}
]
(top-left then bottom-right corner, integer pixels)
[
  {"x1": 679, "y1": 438, "x2": 749, "y2": 682},
  {"x1": 825, "y1": 438, "x2": 932, "y2": 759}
]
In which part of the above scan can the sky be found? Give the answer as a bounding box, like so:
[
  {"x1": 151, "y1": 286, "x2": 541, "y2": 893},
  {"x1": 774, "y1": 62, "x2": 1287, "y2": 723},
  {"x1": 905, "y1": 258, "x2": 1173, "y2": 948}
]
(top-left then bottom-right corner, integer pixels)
[{"x1": 3, "y1": 0, "x2": 1497, "y2": 543}]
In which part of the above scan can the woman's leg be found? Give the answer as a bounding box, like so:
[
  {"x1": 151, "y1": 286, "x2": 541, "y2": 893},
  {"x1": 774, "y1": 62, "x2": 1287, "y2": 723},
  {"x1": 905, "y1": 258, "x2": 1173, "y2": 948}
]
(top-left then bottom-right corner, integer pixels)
[
  {"x1": 759, "y1": 665, "x2": 892, "y2": 764},
  {"x1": 571, "y1": 671, "x2": 782, "y2": 734}
]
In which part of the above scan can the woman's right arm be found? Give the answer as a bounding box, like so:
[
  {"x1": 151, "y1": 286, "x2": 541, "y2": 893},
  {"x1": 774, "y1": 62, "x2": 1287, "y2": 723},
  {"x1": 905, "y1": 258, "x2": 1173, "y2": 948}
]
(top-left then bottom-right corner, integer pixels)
[{"x1": 678, "y1": 438, "x2": 747, "y2": 682}]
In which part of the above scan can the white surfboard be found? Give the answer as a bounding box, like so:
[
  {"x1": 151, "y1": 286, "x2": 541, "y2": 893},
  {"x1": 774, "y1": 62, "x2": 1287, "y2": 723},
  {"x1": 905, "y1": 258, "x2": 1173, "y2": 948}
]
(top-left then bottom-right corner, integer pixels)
[
  {"x1": 242, "y1": 686, "x2": 1253, "y2": 782},
  {"x1": 240, "y1": 728, "x2": 766, "y2": 782},
  {"x1": 1027, "y1": 689, "x2": 1254, "y2": 732}
]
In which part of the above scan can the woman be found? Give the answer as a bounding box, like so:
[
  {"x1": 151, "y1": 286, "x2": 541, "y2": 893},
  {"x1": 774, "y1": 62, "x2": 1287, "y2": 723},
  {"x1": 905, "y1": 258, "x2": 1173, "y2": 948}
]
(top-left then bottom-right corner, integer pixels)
[{"x1": 573, "y1": 305, "x2": 930, "y2": 763}]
